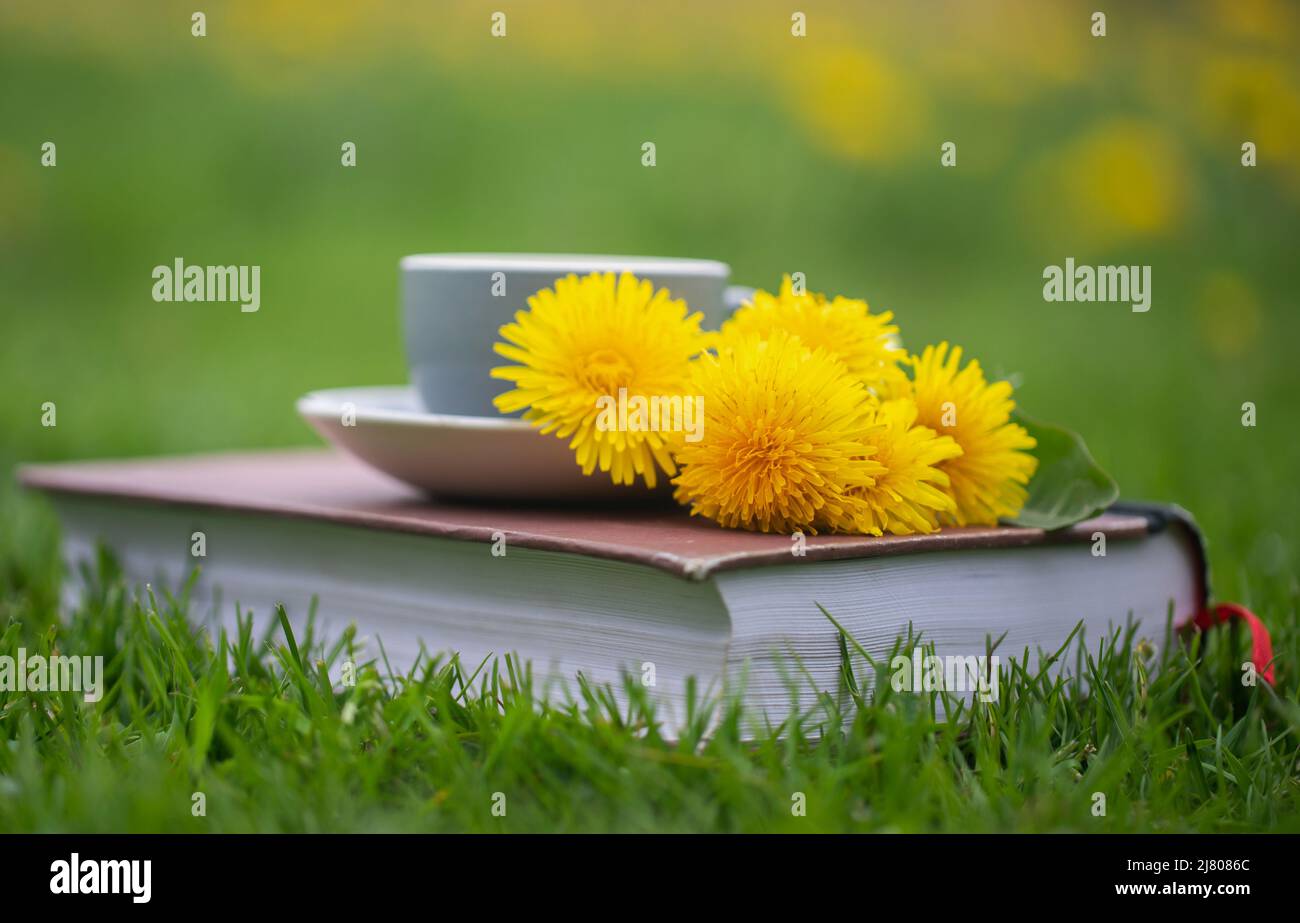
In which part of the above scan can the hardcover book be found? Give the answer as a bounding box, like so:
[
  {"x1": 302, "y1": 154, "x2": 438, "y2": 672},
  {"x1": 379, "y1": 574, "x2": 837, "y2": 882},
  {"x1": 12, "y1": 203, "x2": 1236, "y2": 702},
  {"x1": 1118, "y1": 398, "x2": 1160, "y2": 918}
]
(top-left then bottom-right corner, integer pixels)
[{"x1": 20, "y1": 450, "x2": 1208, "y2": 728}]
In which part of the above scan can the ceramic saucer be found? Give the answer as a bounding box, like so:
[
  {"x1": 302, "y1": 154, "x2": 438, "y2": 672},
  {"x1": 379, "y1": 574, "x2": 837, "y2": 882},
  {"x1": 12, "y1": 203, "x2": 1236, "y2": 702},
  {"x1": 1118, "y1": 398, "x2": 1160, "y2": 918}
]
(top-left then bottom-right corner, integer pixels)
[{"x1": 297, "y1": 386, "x2": 669, "y2": 502}]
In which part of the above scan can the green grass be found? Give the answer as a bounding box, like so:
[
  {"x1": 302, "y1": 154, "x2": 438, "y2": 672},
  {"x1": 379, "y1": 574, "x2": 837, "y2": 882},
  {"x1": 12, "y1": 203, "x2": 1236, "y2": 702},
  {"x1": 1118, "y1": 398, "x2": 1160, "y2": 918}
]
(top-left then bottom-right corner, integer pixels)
[
  {"x1": 1, "y1": 488, "x2": 1296, "y2": 832},
  {"x1": 1, "y1": 3, "x2": 1297, "y2": 831}
]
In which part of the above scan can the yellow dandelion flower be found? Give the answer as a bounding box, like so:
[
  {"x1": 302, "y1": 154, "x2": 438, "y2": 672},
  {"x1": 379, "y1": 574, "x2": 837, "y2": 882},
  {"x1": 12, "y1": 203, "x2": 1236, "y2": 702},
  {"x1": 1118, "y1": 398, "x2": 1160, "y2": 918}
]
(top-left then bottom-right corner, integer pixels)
[
  {"x1": 720, "y1": 275, "x2": 906, "y2": 396},
  {"x1": 672, "y1": 330, "x2": 884, "y2": 533},
  {"x1": 831, "y1": 398, "x2": 963, "y2": 536},
  {"x1": 491, "y1": 271, "x2": 706, "y2": 488},
  {"x1": 903, "y1": 342, "x2": 1038, "y2": 526}
]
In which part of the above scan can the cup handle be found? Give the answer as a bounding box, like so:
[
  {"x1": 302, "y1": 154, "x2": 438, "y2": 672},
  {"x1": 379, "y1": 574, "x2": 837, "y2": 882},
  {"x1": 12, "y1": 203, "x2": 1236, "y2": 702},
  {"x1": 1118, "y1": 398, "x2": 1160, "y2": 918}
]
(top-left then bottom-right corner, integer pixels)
[{"x1": 722, "y1": 284, "x2": 755, "y2": 317}]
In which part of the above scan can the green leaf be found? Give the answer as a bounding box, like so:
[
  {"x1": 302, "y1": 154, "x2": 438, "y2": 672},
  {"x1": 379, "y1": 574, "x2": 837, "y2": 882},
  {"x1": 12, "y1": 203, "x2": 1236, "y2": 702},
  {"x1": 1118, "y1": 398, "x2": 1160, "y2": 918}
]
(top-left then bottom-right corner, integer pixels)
[{"x1": 1005, "y1": 412, "x2": 1119, "y2": 530}]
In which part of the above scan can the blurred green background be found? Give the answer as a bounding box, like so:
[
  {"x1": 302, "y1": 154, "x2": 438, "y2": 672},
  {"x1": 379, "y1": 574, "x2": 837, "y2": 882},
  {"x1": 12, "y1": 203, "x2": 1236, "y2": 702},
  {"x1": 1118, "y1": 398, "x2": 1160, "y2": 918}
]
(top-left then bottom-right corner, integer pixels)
[{"x1": 1, "y1": 0, "x2": 1297, "y2": 605}]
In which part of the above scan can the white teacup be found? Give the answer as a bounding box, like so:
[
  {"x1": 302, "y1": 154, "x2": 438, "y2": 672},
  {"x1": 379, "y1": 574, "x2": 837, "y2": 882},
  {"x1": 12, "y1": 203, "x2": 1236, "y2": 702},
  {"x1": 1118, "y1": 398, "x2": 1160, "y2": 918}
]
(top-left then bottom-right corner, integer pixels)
[{"x1": 401, "y1": 253, "x2": 746, "y2": 417}]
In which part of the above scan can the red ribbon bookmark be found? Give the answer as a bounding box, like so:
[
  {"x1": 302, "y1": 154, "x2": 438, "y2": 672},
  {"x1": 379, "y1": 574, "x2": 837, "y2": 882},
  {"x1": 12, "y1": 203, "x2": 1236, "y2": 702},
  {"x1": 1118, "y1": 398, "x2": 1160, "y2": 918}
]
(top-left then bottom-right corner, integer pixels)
[{"x1": 1190, "y1": 602, "x2": 1275, "y2": 686}]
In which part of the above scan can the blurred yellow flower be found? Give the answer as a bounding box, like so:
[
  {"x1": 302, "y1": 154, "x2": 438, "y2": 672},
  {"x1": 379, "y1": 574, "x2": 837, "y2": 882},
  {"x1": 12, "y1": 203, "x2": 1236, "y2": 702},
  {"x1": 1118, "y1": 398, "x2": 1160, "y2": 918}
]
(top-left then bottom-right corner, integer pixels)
[
  {"x1": 1020, "y1": 119, "x2": 1192, "y2": 247},
  {"x1": 719, "y1": 275, "x2": 906, "y2": 396},
  {"x1": 1209, "y1": 0, "x2": 1300, "y2": 47},
  {"x1": 916, "y1": 0, "x2": 1082, "y2": 107},
  {"x1": 780, "y1": 45, "x2": 928, "y2": 165},
  {"x1": 1195, "y1": 271, "x2": 1262, "y2": 360},
  {"x1": 491, "y1": 272, "x2": 706, "y2": 488},
  {"x1": 229, "y1": 0, "x2": 368, "y2": 60},
  {"x1": 1197, "y1": 54, "x2": 1300, "y2": 168},
  {"x1": 903, "y1": 343, "x2": 1037, "y2": 527}
]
